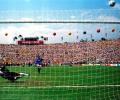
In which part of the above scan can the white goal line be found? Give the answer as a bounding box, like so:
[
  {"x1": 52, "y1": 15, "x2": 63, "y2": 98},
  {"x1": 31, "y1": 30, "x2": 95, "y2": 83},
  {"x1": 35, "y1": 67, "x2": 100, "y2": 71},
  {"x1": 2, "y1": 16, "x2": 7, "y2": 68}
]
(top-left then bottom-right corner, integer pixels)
[{"x1": 1, "y1": 85, "x2": 120, "y2": 89}]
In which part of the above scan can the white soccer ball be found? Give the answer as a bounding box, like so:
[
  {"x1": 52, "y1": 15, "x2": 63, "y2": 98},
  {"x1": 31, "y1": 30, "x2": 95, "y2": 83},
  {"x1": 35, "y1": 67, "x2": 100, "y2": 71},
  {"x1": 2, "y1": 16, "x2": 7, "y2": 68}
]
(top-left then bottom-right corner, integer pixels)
[{"x1": 108, "y1": 0, "x2": 116, "y2": 7}]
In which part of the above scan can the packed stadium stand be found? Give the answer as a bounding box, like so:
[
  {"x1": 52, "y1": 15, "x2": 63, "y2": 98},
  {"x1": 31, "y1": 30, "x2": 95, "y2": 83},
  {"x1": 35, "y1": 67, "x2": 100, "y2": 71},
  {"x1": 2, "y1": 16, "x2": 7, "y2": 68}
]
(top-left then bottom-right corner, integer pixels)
[{"x1": 0, "y1": 40, "x2": 120, "y2": 65}]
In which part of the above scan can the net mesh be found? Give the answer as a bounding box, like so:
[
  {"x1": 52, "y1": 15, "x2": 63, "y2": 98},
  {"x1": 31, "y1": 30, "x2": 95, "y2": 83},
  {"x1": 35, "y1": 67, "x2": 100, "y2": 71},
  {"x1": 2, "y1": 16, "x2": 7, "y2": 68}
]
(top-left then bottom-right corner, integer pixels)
[{"x1": 0, "y1": 10, "x2": 120, "y2": 100}]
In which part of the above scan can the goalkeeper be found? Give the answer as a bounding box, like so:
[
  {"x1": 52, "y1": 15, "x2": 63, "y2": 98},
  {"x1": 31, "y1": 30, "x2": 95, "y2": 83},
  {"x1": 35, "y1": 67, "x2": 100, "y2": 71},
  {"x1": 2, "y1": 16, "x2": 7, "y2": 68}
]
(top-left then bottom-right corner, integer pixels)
[{"x1": 34, "y1": 55, "x2": 44, "y2": 74}]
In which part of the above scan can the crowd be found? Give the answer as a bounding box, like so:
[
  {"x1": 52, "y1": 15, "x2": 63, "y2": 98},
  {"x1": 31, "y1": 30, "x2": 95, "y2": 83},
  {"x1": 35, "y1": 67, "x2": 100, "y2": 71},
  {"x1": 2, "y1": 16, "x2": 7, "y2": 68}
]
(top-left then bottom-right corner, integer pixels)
[{"x1": 0, "y1": 40, "x2": 119, "y2": 66}]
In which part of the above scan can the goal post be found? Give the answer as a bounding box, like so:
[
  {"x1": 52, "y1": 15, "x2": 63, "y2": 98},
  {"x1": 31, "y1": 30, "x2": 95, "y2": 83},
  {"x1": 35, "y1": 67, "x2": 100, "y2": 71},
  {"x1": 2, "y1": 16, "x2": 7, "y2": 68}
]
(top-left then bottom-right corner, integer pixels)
[{"x1": 0, "y1": 10, "x2": 120, "y2": 100}]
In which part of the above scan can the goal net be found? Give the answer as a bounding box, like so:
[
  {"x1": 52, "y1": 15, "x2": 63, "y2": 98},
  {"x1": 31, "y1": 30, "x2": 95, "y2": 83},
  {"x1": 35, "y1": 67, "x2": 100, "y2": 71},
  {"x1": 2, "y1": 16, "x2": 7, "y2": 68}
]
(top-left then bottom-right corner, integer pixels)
[{"x1": 0, "y1": 10, "x2": 120, "y2": 100}]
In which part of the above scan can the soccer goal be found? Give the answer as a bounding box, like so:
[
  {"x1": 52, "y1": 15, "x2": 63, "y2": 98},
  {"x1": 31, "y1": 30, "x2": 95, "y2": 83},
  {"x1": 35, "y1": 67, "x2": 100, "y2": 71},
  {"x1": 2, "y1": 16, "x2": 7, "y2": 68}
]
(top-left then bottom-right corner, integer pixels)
[{"x1": 0, "y1": 10, "x2": 120, "y2": 100}]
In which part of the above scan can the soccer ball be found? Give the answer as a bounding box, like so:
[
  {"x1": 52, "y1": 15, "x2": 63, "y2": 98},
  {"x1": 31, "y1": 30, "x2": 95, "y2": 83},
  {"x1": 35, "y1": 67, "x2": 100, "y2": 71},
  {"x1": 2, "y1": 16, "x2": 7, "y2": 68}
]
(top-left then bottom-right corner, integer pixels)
[{"x1": 108, "y1": 0, "x2": 116, "y2": 7}]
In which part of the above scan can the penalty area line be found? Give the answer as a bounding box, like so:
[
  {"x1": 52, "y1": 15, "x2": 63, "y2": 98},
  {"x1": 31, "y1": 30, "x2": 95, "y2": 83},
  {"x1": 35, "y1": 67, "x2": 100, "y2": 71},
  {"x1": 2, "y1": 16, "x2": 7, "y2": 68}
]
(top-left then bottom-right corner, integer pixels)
[{"x1": 1, "y1": 85, "x2": 120, "y2": 89}]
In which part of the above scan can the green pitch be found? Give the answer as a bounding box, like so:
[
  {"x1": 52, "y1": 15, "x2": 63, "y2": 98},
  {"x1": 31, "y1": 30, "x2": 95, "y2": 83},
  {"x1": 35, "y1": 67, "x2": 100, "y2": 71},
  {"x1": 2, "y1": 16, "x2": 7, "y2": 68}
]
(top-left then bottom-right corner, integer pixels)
[{"x1": 0, "y1": 65, "x2": 120, "y2": 100}]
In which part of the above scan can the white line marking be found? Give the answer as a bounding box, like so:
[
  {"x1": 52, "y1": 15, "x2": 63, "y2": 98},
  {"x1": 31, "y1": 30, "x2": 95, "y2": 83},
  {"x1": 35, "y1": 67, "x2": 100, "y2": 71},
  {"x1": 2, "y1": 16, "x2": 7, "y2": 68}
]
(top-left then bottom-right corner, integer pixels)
[{"x1": 1, "y1": 85, "x2": 120, "y2": 89}]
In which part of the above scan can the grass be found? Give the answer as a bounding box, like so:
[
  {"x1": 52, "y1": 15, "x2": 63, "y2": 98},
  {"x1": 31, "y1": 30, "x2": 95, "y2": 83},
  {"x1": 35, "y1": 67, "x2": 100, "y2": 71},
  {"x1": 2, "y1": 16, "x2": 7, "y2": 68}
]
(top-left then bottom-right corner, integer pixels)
[{"x1": 0, "y1": 65, "x2": 120, "y2": 100}]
